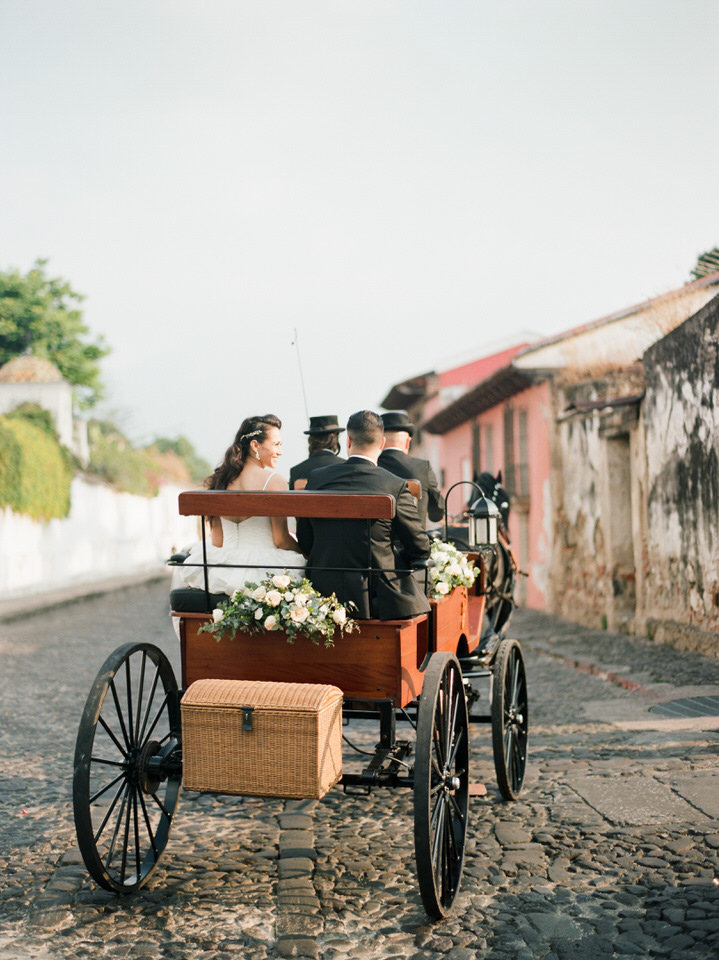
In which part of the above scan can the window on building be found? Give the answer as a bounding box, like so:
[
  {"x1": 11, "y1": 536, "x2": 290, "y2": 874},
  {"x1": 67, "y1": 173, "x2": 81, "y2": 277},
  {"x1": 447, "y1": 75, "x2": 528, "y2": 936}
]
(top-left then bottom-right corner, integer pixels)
[
  {"x1": 502, "y1": 406, "x2": 529, "y2": 498},
  {"x1": 503, "y1": 405, "x2": 516, "y2": 495},
  {"x1": 471, "y1": 420, "x2": 480, "y2": 478},
  {"x1": 484, "y1": 424, "x2": 494, "y2": 473},
  {"x1": 518, "y1": 409, "x2": 529, "y2": 496}
]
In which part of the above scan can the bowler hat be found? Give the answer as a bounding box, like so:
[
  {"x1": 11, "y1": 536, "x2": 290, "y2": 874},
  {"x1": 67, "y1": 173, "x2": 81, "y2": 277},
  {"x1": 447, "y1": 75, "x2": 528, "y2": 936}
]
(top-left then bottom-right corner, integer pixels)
[
  {"x1": 304, "y1": 415, "x2": 345, "y2": 435},
  {"x1": 381, "y1": 410, "x2": 415, "y2": 436}
]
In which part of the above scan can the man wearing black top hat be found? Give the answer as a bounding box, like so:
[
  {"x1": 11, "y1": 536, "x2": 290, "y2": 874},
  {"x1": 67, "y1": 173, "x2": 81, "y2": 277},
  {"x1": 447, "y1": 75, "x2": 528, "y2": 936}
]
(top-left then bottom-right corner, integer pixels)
[
  {"x1": 378, "y1": 411, "x2": 445, "y2": 529},
  {"x1": 289, "y1": 415, "x2": 345, "y2": 490}
]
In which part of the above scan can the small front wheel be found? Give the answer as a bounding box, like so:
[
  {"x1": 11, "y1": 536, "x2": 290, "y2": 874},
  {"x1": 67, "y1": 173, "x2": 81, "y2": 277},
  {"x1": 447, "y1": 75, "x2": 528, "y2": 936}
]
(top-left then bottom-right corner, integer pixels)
[
  {"x1": 414, "y1": 652, "x2": 469, "y2": 919},
  {"x1": 73, "y1": 643, "x2": 182, "y2": 892},
  {"x1": 491, "y1": 638, "x2": 528, "y2": 800}
]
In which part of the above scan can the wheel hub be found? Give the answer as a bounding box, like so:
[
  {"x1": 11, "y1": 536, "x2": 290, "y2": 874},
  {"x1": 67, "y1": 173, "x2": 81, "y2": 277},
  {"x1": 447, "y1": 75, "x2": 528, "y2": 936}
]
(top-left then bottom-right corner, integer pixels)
[{"x1": 138, "y1": 740, "x2": 162, "y2": 794}]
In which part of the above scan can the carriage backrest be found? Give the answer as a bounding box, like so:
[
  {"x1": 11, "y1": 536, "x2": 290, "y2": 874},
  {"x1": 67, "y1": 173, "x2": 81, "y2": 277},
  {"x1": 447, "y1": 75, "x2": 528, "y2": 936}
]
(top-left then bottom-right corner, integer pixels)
[{"x1": 178, "y1": 490, "x2": 396, "y2": 520}]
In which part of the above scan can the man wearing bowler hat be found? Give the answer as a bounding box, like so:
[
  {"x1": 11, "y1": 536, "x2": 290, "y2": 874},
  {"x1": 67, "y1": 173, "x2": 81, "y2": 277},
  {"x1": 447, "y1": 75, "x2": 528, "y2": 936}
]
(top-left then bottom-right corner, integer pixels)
[
  {"x1": 378, "y1": 410, "x2": 445, "y2": 529},
  {"x1": 289, "y1": 415, "x2": 345, "y2": 490}
]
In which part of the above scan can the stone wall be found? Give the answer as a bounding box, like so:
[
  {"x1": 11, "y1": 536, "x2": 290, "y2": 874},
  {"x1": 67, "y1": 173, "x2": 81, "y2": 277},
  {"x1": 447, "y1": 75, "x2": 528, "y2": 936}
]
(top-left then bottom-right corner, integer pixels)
[
  {"x1": 550, "y1": 370, "x2": 646, "y2": 632},
  {"x1": 0, "y1": 475, "x2": 198, "y2": 599},
  {"x1": 640, "y1": 294, "x2": 719, "y2": 654},
  {"x1": 552, "y1": 387, "x2": 611, "y2": 627}
]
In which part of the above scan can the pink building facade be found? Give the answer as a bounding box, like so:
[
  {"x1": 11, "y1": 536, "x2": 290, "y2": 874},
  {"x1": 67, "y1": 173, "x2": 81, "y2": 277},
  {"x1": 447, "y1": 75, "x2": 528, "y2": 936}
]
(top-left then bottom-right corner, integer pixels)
[
  {"x1": 382, "y1": 343, "x2": 552, "y2": 611},
  {"x1": 421, "y1": 376, "x2": 553, "y2": 611}
]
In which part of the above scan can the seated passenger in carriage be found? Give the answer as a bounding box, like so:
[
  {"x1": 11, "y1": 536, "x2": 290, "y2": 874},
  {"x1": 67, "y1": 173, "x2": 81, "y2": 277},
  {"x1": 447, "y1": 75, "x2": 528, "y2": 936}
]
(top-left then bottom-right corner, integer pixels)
[
  {"x1": 289, "y1": 414, "x2": 345, "y2": 489},
  {"x1": 378, "y1": 410, "x2": 445, "y2": 530},
  {"x1": 172, "y1": 415, "x2": 304, "y2": 596},
  {"x1": 296, "y1": 410, "x2": 431, "y2": 621}
]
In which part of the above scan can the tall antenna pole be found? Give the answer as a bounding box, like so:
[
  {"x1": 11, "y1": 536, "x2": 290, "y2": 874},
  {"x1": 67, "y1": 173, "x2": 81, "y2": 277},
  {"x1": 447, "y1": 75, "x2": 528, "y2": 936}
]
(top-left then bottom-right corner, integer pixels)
[{"x1": 292, "y1": 328, "x2": 310, "y2": 425}]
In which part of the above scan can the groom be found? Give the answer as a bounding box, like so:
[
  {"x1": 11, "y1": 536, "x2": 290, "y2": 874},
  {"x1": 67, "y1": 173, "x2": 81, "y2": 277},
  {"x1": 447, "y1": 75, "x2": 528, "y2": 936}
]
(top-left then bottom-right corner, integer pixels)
[{"x1": 296, "y1": 410, "x2": 431, "y2": 621}]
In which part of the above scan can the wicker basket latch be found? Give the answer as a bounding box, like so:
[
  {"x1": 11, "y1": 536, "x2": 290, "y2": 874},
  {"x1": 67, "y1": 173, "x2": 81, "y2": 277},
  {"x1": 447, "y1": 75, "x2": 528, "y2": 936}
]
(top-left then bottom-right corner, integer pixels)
[{"x1": 241, "y1": 706, "x2": 254, "y2": 731}]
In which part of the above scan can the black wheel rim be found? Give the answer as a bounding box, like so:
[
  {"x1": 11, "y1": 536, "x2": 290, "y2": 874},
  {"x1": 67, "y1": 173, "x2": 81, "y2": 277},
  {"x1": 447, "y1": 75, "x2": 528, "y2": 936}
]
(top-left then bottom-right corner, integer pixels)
[
  {"x1": 73, "y1": 643, "x2": 181, "y2": 892},
  {"x1": 414, "y1": 653, "x2": 469, "y2": 919},
  {"x1": 491, "y1": 639, "x2": 528, "y2": 800}
]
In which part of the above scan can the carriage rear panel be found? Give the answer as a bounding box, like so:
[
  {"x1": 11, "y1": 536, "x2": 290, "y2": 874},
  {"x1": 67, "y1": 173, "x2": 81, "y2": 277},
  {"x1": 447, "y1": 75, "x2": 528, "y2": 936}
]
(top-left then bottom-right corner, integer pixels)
[{"x1": 177, "y1": 612, "x2": 430, "y2": 707}]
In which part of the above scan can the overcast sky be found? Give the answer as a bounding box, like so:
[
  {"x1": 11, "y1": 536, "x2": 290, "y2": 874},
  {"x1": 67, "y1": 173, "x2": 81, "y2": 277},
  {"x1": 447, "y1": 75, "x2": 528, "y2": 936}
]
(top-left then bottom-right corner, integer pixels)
[{"x1": 2, "y1": 0, "x2": 718, "y2": 470}]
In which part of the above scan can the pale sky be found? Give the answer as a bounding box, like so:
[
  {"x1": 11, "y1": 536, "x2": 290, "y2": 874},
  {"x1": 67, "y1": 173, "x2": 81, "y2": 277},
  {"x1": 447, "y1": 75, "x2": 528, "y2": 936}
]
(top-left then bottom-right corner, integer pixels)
[{"x1": 2, "y1": 0, "x2": 718, "y2": 470}]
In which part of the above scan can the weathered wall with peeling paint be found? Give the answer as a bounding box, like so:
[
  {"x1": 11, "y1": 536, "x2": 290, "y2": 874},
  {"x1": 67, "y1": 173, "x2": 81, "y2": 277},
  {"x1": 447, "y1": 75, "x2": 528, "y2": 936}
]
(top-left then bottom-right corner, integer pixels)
[
  {"x1": 550, "y1": 369, "x2": 645, "y2": 630},
  {"x1": 640, "y1": 294, "x2": 719, "y2": 654},
  {"x1": 548, "y1": 296, "x2": 719, "y2": 656}
]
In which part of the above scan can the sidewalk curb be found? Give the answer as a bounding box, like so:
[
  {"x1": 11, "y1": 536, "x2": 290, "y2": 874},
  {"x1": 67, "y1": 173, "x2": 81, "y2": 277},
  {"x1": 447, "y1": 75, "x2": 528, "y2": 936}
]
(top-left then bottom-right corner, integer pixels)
[{"x1": 0, "y1": 567, "x2": 170, "y2": 623}]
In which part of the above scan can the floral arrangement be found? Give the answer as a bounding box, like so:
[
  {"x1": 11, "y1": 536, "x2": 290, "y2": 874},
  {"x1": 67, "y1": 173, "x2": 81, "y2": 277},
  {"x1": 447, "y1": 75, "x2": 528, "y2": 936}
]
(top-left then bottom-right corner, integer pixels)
[
  {"x1": 199, "y1": 572, "x2": 358, "y2": 647},
  {"x1": 428, "y1": 539, "x2": 478, "y2": 599}
]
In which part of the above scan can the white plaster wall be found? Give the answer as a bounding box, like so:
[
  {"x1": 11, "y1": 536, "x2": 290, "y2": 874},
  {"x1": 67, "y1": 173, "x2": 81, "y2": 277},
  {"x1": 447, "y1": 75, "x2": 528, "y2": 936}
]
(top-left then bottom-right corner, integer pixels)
[
  {"x1": 0, "y1": 476, "x2": 197, "y2": 598},
  {"x1": 0, "y1": 381, "x2": 74, "y2": 448}
]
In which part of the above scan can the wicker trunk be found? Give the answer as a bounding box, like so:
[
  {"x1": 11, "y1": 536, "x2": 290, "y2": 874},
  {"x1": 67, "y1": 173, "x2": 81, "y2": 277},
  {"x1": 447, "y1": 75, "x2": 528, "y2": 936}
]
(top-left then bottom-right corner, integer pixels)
[{"x1": 181, "y1": 679, "x2": 343, "y2": 799}]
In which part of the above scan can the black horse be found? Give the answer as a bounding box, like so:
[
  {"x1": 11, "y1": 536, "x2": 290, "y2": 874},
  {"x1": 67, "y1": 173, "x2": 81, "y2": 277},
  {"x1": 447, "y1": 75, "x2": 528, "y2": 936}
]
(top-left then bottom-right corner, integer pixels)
[{"x1": 473, "y1": 471, "x2": 510, "y2": 532}]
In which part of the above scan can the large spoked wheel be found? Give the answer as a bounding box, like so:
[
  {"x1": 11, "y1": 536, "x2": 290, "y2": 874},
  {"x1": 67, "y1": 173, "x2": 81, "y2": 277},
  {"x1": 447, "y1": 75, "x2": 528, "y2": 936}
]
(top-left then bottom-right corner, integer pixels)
[
  {"x1": 414, "y1": 652, "x2": 469, "y2": 920},
  {"x1": 73, "y1": 643, "x2": 182, "y2": 892},
  {"x1": 491, "y1": 638, "x2": 528, "y2": 800}
]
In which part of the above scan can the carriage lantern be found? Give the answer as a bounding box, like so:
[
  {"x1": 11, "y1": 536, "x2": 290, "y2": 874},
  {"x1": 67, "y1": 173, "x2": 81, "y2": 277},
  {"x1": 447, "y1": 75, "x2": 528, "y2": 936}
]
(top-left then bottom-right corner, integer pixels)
[{"x1": 467, "y1": 495, "x2": 500, "y2": 549}]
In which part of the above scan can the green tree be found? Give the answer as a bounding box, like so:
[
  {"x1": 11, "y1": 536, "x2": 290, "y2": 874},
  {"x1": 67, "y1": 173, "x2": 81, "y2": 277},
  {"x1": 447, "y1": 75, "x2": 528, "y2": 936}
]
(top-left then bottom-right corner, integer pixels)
[
  {"x1": 152, "y1": 435, "x2": 211, "y2": 484},
  {"x1": 690, "y1": 247, "x2": 719, "y2": 281},
  {"x1": 0, "y1": 258, "x2": 109, "y2": 407}
]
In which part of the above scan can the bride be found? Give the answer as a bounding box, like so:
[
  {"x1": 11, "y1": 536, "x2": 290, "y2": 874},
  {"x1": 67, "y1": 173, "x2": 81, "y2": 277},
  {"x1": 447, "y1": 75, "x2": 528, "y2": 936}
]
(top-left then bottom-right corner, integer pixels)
[{"x1": 174, "y1": 414, "x2": 304, "y2": 595}]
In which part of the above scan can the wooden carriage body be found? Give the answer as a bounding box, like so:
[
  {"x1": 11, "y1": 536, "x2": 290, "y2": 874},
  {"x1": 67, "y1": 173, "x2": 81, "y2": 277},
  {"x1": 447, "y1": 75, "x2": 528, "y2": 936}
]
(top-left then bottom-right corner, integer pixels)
[{"x1": 173, "y1": 488, "x2": 488, "y2": 707}]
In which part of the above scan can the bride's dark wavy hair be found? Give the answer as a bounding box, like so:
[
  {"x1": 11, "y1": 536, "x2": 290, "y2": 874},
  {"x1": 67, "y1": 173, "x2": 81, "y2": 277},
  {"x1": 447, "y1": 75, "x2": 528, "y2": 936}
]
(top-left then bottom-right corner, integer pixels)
[{"x1": 205, "y1": 414, "x2": 282, "y2": 490}]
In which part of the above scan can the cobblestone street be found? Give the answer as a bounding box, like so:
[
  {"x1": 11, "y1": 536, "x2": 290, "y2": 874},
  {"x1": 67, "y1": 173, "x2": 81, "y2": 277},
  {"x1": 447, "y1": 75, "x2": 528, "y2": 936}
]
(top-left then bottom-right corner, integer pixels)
[{"x1": 1, "y1": 579, "x2": 718, "y2": 959}]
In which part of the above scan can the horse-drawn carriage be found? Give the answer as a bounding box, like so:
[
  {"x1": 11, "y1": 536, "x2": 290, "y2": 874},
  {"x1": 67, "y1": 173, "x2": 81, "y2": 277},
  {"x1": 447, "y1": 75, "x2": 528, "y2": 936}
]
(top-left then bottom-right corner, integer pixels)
[{"x1": 72, "y1": 482, "x2": 528, "y2": 920}]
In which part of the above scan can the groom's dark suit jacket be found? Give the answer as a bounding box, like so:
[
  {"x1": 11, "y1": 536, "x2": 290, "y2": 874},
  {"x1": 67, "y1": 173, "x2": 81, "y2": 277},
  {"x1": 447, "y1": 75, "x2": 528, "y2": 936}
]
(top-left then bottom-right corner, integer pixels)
[
  {"x1": 377, "y1": 448, "x2": 445, "y2": 529},
  {"x1": 289, "y1": 450, "x2": 345, "y2": 489},
  {"x1": 296, "y1": 457, "x2": 431, "y2": 621}
]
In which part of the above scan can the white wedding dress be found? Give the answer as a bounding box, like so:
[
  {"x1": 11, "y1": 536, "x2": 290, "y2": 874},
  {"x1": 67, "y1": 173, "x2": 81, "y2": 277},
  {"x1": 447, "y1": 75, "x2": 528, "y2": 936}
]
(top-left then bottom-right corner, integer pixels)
[{"x1": 173, "y1": 472, "x2": 304, "y2": 596}]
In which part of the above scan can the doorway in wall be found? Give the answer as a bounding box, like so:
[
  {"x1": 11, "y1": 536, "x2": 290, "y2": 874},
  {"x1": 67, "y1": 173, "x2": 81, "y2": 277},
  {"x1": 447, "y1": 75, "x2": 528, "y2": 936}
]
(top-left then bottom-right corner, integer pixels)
[{"x1": 604, "y1": 433, "x2": 636, "y2": 628}]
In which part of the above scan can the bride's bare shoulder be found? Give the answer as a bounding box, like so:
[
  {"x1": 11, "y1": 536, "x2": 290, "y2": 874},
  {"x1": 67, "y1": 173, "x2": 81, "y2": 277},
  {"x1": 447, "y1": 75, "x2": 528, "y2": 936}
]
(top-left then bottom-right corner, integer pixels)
[{"x1": 264, "y1": 471, "x2": 288, "y2": 492}]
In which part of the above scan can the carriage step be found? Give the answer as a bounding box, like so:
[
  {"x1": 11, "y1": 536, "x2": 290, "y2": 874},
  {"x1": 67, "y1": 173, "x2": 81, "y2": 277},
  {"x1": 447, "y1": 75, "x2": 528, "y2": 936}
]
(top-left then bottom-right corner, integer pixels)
[{"x1": 342, "y1": 780, "x2": 372, "y2": 796}]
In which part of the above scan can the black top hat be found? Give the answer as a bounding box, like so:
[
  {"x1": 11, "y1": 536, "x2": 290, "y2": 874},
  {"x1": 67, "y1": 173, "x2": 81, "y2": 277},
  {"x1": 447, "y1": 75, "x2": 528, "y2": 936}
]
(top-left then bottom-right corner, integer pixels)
[
  {"x1": 381, "y1": 410, "x2": 415, "y2": 436},
  {"x1": 304, "y1": 415, "x2": 345, "y2": 435}
]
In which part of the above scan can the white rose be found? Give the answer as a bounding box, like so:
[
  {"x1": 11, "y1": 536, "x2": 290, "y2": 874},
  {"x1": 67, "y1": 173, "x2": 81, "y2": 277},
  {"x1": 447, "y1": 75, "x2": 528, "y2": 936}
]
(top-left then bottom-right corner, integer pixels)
[
  {"x1": 254, "y1": 607, "x2": 264, "y2": 620},
  {"x1": 435, "y1": 581, "x2": 450, "y2": 595},
  {"x1": 332, "y1": 607, "x2": 347, "y2": 625},
  {"x1": 266, "y1": 590, "x2": 282, "y2": 606},
  {"x1": 264, "y1": 615, "x2": 278, "y2": 630},
  {"x1": 290, "y1": 605, "x2": 310, "y2": 623},
  {"x1": 319, "y1": 604, "x2": 329, "y2": 616},
  {"x1": 212, "y1": 608, "x2": 224, "y2": 623},
  {"x1": 284, "y1": 592, "x2": 294, "y2": 602},
  {"x1": 252, "y1": 585, "x2": 267, "y2": 601},
  {"x1": 293, "y1": 592, "x2": 308, "y2": 606},
  {"x1": 447, "y1": 563, "x2": 462, "y2": 577},
  {"x1": 272, "y1": 574, "x2": 291, "y2": 589}
]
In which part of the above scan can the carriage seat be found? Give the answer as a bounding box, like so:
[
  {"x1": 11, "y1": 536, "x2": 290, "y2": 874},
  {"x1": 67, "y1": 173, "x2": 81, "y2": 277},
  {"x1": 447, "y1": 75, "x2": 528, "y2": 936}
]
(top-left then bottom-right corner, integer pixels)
[{"x1": 169, "y1": 587, "x2": 230, "y2": 614}]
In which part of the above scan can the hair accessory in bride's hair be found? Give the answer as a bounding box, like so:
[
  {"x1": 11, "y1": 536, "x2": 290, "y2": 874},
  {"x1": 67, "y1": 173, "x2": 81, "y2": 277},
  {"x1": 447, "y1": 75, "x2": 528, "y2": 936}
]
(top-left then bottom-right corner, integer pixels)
[{"x1": 239, "y1": 428, "x2": 263, "y2": 442}]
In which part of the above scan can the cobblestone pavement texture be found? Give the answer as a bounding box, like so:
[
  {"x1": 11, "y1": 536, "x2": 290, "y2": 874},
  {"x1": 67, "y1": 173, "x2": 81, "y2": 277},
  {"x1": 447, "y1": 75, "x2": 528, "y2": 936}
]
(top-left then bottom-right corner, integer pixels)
[{"x1": 1, "y1": 579, "x2": 718, "y2": 959}]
